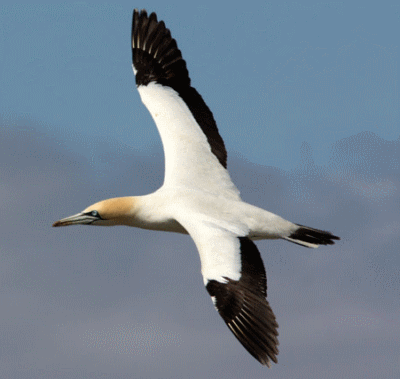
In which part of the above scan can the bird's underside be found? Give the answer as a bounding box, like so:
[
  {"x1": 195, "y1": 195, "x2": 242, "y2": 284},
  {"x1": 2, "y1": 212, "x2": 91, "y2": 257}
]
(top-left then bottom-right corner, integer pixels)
[
  {"x1": 130, "y1": 9, "x2": 339, "y2": 366},
  {"x1": 53, "y1": 8, "x2": 340, "y2": 368}
]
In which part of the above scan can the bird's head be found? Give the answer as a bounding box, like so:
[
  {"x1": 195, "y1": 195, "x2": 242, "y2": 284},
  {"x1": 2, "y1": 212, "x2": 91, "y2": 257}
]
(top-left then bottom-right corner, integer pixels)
[{"x1": 52, "y1": 197, "x2": 135, "y2": 227}]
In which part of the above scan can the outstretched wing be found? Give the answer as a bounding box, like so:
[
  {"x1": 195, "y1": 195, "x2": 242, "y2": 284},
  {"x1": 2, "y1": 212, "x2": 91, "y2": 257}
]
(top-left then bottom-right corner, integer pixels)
[
  {"x1": 176, "y1": 216, "x2": 279, "y2": 367},
  {"x1": 131, "y1": 9, "x2": 240, "y2": 199}
]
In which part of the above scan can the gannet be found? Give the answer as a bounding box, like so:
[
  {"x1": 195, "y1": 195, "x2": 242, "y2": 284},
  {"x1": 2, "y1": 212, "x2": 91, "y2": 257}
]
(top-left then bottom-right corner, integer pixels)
[{"x1": 53, "y1": 9, "x2": 340, "y2": 367}]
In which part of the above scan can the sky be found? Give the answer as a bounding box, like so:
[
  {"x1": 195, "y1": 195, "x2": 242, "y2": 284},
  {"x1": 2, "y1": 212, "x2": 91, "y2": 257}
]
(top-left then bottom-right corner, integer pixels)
[{"x1": 1, "y1": 1, "x2": 399, "y2": 378}]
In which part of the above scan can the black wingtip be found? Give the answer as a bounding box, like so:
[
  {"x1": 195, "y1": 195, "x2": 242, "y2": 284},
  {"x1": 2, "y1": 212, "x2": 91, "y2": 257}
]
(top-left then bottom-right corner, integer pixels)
[
  {"x1": 207, "y1": 279, "x2": 279, "y2": 367},
  {"x1": 205, "y1": 238, "x2": 279, "y2": 367},
  {"x1": 131, "y1": 9, "x2": 190, "y2": 88}
]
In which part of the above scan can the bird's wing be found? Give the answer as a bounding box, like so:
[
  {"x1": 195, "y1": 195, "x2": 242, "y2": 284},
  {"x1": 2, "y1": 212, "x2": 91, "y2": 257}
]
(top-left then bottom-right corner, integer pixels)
[
  {"x1": 131, "y1": 9, "x2": 240, "y2": 199},
  {"x1": 175, "y1": 214, "x2": 279, "y2": 367}
]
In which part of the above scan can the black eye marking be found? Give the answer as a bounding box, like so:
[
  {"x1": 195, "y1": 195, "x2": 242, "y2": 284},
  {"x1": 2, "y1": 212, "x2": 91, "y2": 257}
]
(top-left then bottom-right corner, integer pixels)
[{"x1": 84, "y1": 210, "x2": 102, "y2": 219}]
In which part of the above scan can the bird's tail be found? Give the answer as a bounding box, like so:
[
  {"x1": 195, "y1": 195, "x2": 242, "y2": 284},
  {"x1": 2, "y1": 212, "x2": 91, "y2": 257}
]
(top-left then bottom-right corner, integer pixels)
[{"x1": 284, "y1": 224, "x2": 340, "y2": 248}]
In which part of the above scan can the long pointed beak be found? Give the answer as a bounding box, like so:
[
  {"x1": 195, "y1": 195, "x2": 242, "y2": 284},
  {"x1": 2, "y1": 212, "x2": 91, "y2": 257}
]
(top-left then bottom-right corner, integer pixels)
[{"x1": 52, "y1": 212, "x2": 96, "y2": 227}]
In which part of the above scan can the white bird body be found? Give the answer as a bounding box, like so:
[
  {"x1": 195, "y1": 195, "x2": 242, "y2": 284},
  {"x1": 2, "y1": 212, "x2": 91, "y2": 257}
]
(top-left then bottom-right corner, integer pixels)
[
  {"x1": 85, "y1": 189, "x2": 295, "y2": 239},
  {"x1": 54, "y1": 9, "x2": 339, "y2": 367}
]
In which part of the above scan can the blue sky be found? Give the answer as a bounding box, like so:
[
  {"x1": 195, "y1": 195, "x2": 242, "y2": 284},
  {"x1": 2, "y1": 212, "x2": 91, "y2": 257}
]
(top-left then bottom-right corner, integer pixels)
[{"x1": 1, "y1": 1, "x2": 399, "y2": 378}]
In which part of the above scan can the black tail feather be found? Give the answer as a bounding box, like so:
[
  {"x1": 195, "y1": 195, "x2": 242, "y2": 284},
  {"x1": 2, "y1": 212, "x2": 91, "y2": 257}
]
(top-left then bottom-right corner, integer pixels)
[{"x1": 286, "y1": 225, "x2": 340, "y2": 248}]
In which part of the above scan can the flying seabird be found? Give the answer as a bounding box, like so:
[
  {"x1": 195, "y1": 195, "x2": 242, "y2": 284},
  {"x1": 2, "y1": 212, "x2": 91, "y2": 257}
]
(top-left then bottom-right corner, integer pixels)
[{"x1": 53, "y1": 9, "x2": 340, "y2": 367}]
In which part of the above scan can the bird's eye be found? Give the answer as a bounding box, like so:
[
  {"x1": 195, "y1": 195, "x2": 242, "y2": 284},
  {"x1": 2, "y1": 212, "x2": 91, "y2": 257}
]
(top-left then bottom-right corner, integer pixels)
[{"x1": 91, "y1": 210, "x2": 99, "y2": 217}]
